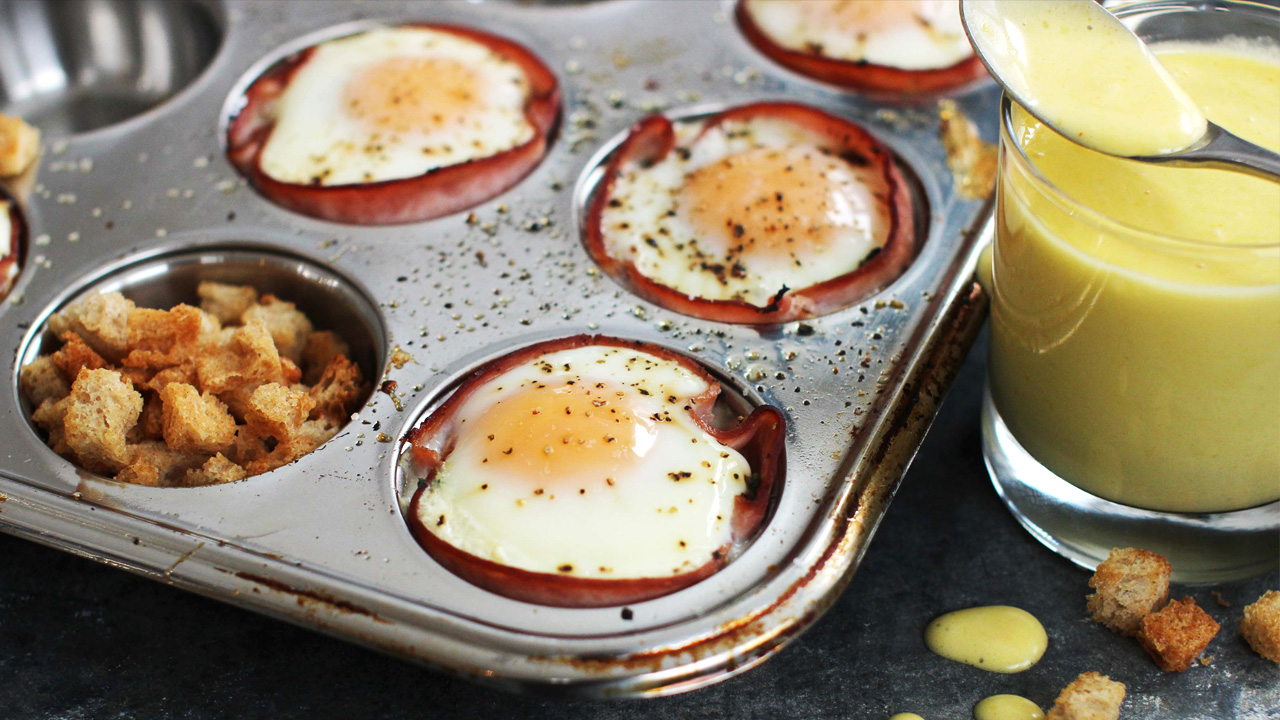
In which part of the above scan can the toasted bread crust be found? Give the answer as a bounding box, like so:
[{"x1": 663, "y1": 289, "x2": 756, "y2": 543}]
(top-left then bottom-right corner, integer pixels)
[
  {"x1": 51, "y1": 331, "x2": 109, "y2": 381},
  {"x1": 1136, "y1": 597, "x2": 1221, "y2": 672}
]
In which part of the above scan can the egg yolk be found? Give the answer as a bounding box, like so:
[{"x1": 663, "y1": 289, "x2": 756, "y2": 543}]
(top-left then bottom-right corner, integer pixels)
[
  {"x1": 465, "y1": 382, "x2": 659, "y2": 482},
  {"x1": 343, "y1": 57, "x2": 483, "y2": 135},
  {"x1": 679, "y1": 146, "x2": 876, "y2": 262}
]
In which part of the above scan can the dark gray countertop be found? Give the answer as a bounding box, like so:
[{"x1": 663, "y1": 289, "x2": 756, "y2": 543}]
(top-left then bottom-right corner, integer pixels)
[{"x1": 4, "y1": 333, "x2": 1277, "y2": 719}]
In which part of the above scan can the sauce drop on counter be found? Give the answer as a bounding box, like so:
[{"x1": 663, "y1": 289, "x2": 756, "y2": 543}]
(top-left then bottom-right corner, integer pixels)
[
  {"x1": 924, "y1": 605, "x2": 1048, "y2": 673},
  {"x1": 974, "y1": 694, "x2": 1045, "y2": 720}
]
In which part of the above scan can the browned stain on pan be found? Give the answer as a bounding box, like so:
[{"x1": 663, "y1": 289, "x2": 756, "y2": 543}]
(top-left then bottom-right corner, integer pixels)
[{"x1": 235, "y1": 571, "x2": 392, "y2": 624}]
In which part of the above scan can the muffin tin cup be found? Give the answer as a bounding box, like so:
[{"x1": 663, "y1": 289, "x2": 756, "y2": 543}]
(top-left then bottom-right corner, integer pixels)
[
  {"x1": 0, "y1": 0, "x2": 997, "y2": 696},
  {"x1": 574, "y1": 100, "x2": 933, "y2": 323},
  {"x1": 0, "y1": 0, "x2": 225, "y2": 138}
]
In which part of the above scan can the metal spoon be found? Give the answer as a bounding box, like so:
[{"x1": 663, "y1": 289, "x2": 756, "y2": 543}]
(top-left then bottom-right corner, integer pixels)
[
  {"x1": 1144, "y1": 123, "x2": 1280, "y2": 180},
  {"x1": 960, "y1": 0, "x2": 1280, "y2": 181}
]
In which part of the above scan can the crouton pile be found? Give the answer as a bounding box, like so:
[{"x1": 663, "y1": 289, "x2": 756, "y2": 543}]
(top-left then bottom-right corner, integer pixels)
[{"x1": 20, "y1": 282, "x2": 366, "y2": 487}]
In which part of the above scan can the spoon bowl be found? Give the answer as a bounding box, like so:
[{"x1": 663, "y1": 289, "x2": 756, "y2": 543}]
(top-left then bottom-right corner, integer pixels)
[{"x1": 960, "y1": 0, "x2": 1280, "y2": 181}]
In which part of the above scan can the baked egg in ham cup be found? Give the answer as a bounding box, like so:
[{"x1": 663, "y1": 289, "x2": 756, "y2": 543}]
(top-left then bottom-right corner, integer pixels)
[
  {"x1": 402, "y1": 336, "x2": 785, "y2": 608},
  {"x1": 736, "y1": 0, "x2": 984, "y2": 93},
  {"x1": 584, "y1": 102, "x2": 917, "y2": 324},
  {"x1": 0, "y1": 191, "x2": 25, "y2": 299},
  {"x1": 226, "y1": 24, "x2": 560, "y2": 225}
]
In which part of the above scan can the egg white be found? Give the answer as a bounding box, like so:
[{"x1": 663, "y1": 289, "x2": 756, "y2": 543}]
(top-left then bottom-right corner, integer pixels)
[
  {"x1": 600, "y1": 116, "x2": 891, "y2": 307},
  {"x1": 746, "y1": 0, "x2": 972, "y2": 71},
  {"x1": 259, "y1": 27, "x2": 534, "y2": 187},
  {"x1": 0, "y1": 201, "x2": 10, "y2": 262},
  {"x1": 0, "y1": 201, "x2": 14, "y2": 286},
  {"x1": 414, "y1": 345, "x2": 752, "y2": 580}
]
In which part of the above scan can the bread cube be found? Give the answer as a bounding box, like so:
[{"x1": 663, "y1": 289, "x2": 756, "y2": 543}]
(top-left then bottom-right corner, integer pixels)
[
  {"x1": 181, "y1": 453, "x2": 248, "y2": 487},
  {"x1": 31, "y1": 396, "x2": 71, "y2": 454},
  {"x1": 0, "y1": 113, "x2": 40, "y2": 177},
  {"x1": 227, "y1": 425, "x2": 269, "y2": 466},
  {"x1": 47, "y1": 292, "x2": 134, "y2": 362},
  {"x1": 279, "y1": 356, "x2": 302, "y2": 386},
  {"x1": 137, "y1": 392, "x2": 165, "y2": 441},
  {"x1": 244, "y1": 382, "x2": 314, "y2": 445},
  {"x1": 195, "y1": 318, "x2": 282, "y2": 394},
  {"x1": 242, "y1": 295, "x2": 313, "y2": 363},
  {"x1": 301, "y1": 330, "x2": 350, "y2": 384},
  {"x1": 295, "y1": 417, "x2": 339, "y2": 455},
  {"x1": 144, "y1": 363, "x2": 198, "y2": 393},
  {"x1": 50, "y1": 331, "x2": 109, "y2": 381},
  {"x1": 122, "y1": 304, "x2": 204, "y2": 369},
  {"x1": 1046, "y1": 672, "x2": 1125, "y2": 720},
  {"x1": 308, "y1": 354, "x2": 363, "y2": 423},
  {"x1": 1137, "y1": 597, "x2": 1220, "y2": 671},
  {"x1": 159, "y1": 383, "x2": 237, "y2": 454},
  {"x1": 197, "y1": 281, "x2": 257, "y2": 324},
  {"x1": 20, "y1": 355, "x2": 69, "y2": 407},
  {"x1": 1087, "y1": 547, "x2": 1171, "y2": 636},
  {"x1": 1240, "y1": 590, "x2": 1280, "y2": 663},
  {"x1": 62, "y1": 368, "x2": 143, "y2": 473},
  {"x1": 116, "y1": 440, "x2": 206, "y2": 487}
]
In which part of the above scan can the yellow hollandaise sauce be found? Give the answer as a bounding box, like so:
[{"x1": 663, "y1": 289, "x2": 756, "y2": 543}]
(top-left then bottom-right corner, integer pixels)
[
  {"x1": 966, "y1": 0, "x2": 1206, "y2": 156},
  {"x1": 924, "y1": 606, "x2": 1048, "y2": 674},
  {"x1": 990, "y1": 42, "x2": 1280, "y2": 513},
  {"x1": 974, "y1": 694, "x2": 1045, "y2": 720}
]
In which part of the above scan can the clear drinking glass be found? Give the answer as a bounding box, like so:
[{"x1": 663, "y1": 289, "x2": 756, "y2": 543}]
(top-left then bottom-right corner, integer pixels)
[{"x1": 982, "y1": 0, "x2": 1280, "y2": 583}]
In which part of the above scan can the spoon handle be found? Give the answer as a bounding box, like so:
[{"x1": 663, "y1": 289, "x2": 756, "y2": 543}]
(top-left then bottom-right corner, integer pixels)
[{"x1": 1143, "y1": 123, "x2": 1280, "y2": 182}]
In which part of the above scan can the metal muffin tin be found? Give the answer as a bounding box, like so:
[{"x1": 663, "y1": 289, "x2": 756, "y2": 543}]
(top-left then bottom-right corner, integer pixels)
[{"x1": 0, "y1": 0, "x2": 996, "y2": 697}]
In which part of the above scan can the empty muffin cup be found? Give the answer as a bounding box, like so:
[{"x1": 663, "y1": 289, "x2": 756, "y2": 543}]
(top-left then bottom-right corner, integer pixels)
[{"x1": 0, "y1": 0, "x2": 223, "y2": 136}]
